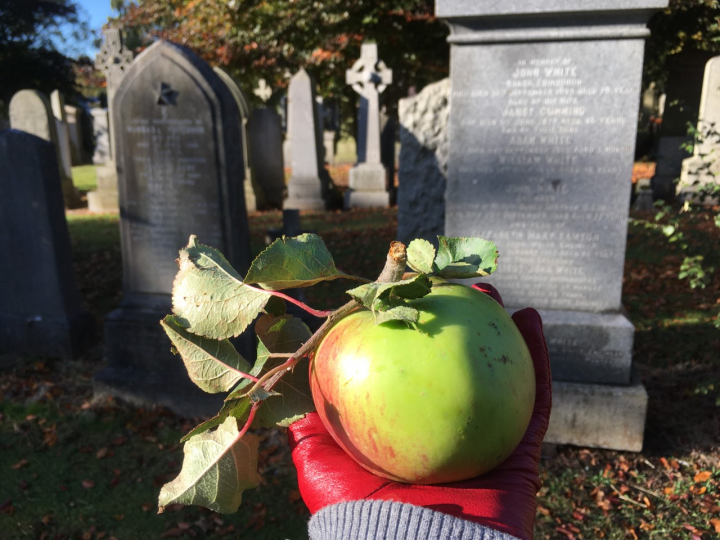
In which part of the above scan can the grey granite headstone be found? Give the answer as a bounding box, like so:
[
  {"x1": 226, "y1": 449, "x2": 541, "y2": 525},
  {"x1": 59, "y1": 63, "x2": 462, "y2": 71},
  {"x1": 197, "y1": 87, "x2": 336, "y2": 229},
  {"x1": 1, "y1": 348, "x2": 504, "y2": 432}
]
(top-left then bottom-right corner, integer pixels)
[
  {"x1": 9, "y1": 90, "x2": 82, "y2": 208},
  {"x1": 677, "y1": 56, "x2": 720, "y2": 204},
  {"x1": 437, "y1": 0, "x2": 667, "y2": 451},
  {"x1": 64, "y1": 105, "x2": 84, "y2": 165},
  {"x1": 91, "y1": 108, "x2": 111, "y2": 164},
  {"x1": 88, "y1": 26, "x2": 134, "y2": 213},
  {"x1": 397, "y1": 78, "x2": 450, "y2": 247},
  {"x1": 345, "y1": 43, "x2": 392, "y2": 209},
  {"x1": 50, "y1": 91, "x2": 74, "y2": 181},
  {"x1": 96, "y1": 40, "x2": 252, "y2": 416},
  {"x1": 248, "y1": 108, "x2": 286, "y2": 208},
  {"x1": 284, "y1": 69, "x2": 327, "y2": 211},
  {"x1": 214, "y1": 67, "x2": 265, "y2": 212},
  {"x1": 0, "y1": 130, "x2": 93, "y2": 358}
]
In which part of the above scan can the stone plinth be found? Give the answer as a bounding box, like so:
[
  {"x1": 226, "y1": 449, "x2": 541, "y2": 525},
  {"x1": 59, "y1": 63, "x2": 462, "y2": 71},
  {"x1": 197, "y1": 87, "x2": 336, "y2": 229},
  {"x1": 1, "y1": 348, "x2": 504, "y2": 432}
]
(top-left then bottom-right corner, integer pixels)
[
  {"x1": 87, "y1": 163, "x2": 119, "y2": 213},
  {"x1": 437, "y1": 0, "x2": 667, "y2": 451}
]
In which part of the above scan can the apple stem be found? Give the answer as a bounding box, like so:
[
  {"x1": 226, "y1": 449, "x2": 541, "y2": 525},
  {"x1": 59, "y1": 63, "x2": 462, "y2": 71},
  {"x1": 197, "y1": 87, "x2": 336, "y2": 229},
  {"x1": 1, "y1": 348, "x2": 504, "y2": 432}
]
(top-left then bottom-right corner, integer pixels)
[{"x1": 245, "y1": 242, "x2": 409, "y2": 418}]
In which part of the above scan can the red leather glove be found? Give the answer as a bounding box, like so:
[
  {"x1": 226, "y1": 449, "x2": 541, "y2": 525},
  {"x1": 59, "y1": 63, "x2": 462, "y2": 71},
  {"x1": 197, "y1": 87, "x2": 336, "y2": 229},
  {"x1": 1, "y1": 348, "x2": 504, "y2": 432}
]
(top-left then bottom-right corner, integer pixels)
[{"x1": 289, "y1": 283, "x2": 552, "y2": 540}]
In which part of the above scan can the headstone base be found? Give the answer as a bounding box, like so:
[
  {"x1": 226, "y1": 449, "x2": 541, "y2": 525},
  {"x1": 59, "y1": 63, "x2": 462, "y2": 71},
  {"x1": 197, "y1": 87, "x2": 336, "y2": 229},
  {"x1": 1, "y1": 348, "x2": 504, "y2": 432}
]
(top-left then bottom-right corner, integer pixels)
[
  {"x1": 349, "y1": 164, "x2": 386, "y2": 191},
  {"x1": 0, "y1": 311, "x2": 94, "y2": 360},
  {"x1": 533, "y1": 309, "x2": 634, "y2": 386},
  {"x1": 96, "y1": 306, "x2": 223, "y2": 417},
  {"x1": 545, "y1": 371, "x2": 648, "y2": 452},
  {"x1": 285, "y1": 179, "x2": 325, "y2": 211},
  {"x1": 344, "y1": 190, "x2": 391, "y2": 209},
  {"x1": 677, "y1": 155, "x2": 720, "y2": 205},
  {"x1": 651, "y1": 136, "x2": 692, "y2": 200},
  {"x1": 87, "y1": 163, "x2": 119, "y2": 213}
]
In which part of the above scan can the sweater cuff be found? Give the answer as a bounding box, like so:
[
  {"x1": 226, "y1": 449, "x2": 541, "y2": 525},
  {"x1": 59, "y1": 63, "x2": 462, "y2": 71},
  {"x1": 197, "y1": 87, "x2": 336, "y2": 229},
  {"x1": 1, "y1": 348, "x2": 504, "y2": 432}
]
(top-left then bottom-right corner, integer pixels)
[{"x1": 308, "y1": 499, "x2": 520, "y2": 540}]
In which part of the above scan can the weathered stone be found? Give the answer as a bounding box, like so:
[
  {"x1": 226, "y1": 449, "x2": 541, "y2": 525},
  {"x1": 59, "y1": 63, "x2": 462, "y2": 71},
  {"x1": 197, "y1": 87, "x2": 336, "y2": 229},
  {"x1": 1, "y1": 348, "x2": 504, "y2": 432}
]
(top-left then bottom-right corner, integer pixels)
[
  {"x1": 214, "y1": 67, "x2": 264, "y2": 212},
  {"x1": 50, "y1": 91, "x2": 74, "y2": 182},
  {"x1": 284, "y1": 69, "x2": 328, "y2": 211},
  {"x1": 9, "y1": 89, "x2": 82, "y2": 208},
  {"x1": 345, "y1": 43, "x2": 392, "y2": 209},
  {"x1": 96, "y1": 40, "x2": 252, "y2": 415},
  {"x1": 91, "y1": 108, "x2": 111, "y2": 164},
  {"x1": 546, "y1": 371, "x2": 648, "y2": 452},
  {"x1": 248, "y1": 108, "x2": 286, "y2": 209},
  {"x1": 64, "y1": 105, "x2": 84, "y2": 165},
  {"x1": 437, "y1": 0, "x2": 666, "y2": 450},
  {"x1": 0, "y1": 130, "x2": 93, "y2": 358},
  {"x1": 397, "y1": 78, "x2": 450, "y2": 246},
  {"x1": 677, "y1": 56, "x2": 720, "y2": 205}
]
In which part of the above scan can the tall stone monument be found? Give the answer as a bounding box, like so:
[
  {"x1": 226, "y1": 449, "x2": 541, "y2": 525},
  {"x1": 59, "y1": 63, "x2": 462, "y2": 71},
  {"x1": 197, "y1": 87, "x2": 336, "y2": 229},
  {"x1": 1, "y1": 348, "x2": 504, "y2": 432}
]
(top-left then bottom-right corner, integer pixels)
[
  {"x1": 677, "y1": 56, "x2": 720, "y2": 204},
  {"x1": 0, "y1": 130, "x2": 93, "y2": 358},
  {"x1": 437, "y1": 0, "x2": 668, "y2": 451},
  {"x1": 284, "y1": 69, "x2": 329, "y2": 211},
  {"x1": 92, "y1": 108, "x2": 111, "y2": 164},
  {"x1": 9, "y1": 90, "x2": 82, "y2": 208},
  {"x1": 248, "y1": 79, "x2": 286, "y2": 208},
  {"x1": 214, "y1": 67, "x2": 264, "y2": 212},
  {"x1": 96, "y1": 40, "x2": 252, "y2": 416},
  {"x1": 397, "y1": 78, "x2": 450, "y2": 247},
  {"x1": 345, "y1": 43, "x2": 392, "y2": 209},
  {"x1": 88, "y1": 26, "x2": 134, "y2": 213}
]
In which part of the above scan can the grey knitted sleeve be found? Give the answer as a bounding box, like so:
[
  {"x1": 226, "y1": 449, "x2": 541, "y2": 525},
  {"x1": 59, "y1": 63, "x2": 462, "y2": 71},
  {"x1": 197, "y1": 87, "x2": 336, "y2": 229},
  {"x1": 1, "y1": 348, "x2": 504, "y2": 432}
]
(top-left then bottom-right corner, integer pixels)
[{"x1": 308, "y1": 500, "x2": 521, "y2": 540}]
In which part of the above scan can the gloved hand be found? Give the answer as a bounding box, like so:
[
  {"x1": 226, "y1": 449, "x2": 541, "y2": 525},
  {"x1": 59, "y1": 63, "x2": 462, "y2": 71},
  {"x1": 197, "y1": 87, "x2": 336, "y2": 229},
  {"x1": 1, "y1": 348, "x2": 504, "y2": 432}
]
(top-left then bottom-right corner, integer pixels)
[{"x1": 289, "y1": 283, "x2": 552, "y2": 540}]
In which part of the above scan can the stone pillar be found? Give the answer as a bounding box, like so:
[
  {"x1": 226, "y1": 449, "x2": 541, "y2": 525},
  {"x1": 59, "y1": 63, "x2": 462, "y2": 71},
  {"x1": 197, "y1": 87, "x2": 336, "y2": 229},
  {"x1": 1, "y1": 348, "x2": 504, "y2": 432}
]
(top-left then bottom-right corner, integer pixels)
[{"x1": 437, "y1": 0, "x2": 668, "y2": 451}]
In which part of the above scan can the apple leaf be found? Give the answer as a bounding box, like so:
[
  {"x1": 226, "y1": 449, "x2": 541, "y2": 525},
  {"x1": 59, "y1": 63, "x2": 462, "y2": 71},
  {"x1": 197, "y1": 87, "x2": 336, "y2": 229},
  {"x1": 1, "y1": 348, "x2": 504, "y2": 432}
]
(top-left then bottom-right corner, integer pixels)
[
  {"x1": 180, "y1": 397, "x2": 252, "y2": 442},
  {"x1": 161, "y1": 316, "x2": 252, "y2": 394},
  {"x1": 172, "y1": 236, "x2": 270, "y2": 340},
  {"x1": 244, "y1": 233, "x2": 346, "y2": 290},
  {"x1": 373, "y1": 305, "x2": 420, "y2": 327},
  {"x1": 346, "y1": 274, "x2": 432, "y2": 311},
  {"x1": 252, "y1": 314, "x2": 315, "y2": 427},
  {"x1": 433, "y1": 236, "x2": 498, "y2": 278},
  {"x1": 407, "y1": 239, "x2": 436, "y2": 274},
  {"x1": 158, "y1": 417, "x2": 261, "y2": 514}
]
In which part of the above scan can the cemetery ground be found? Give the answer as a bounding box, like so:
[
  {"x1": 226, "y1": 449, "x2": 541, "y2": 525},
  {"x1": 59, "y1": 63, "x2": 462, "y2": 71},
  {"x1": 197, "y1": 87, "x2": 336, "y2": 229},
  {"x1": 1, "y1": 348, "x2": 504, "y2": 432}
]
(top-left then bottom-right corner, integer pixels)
[{"x1": 0, "y1": 179, "x2": 718, "y2": 539}]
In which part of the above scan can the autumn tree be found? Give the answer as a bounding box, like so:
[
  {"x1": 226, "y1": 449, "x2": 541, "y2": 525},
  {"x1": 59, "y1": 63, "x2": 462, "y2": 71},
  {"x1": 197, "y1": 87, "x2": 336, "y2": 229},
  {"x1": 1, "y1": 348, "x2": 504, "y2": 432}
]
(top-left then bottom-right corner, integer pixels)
[
  {"x1": 0, "y1": 0, "x2": 90, "y2": 115},
  {"x1": 116, "y1": 0, "x2": 448, "y2": 130}
]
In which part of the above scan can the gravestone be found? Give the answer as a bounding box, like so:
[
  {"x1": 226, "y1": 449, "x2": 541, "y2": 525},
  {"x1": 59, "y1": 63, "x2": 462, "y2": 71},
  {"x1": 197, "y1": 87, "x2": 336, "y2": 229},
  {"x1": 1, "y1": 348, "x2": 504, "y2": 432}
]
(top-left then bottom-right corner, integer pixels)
[
  {"x1": 437, "y1": 0, "x2": 668, "y2": 451},
  {"x1": 322, "y1": 99, "x2": 340, "y2": 165},
  {"x1": 677, "y1": 56, "x2": 720, "y2": 204},
  {"x1": 345, "y1": 43, "x2": 392, "y2": 208},
  {"x1": 651, "y1": 49, "x2": 716, "y2": 199},
  {"x1": 214, "y1": 67, "x2": 264, "y2": 212},
  {"x1": 397, "y1": 78, "x2": 450, "y2": 246},
  {"x1": 64, "y1": 105, "x2": 84, "y2": 165},
  {"x1": 50, "y1": 91, "x2": 74, "y2": 181},
  {"x1": 248, "y1": 108, "x2": 286, "y2": 208},
  {"x1": 9, "y1": 90, "x2": 82, "y2": 208},
  {"x1": 88, "y1": 26, "x2": 134, "y2": 213},
  {"x1": 380, "y1": 107, "x2": 397, "y2": 202},
  {"x1": 96, "y1": 40, "x2": 252, "y2": 416},
  {"x1": 92, "y1": 108, "x2": 111, "y2": 164},
  {"x1": 284, "y1": 69, "x2": 328, "y2": 210},
  {"x1": 0, "y1": 130, "x2": 93, "y2": 358}
]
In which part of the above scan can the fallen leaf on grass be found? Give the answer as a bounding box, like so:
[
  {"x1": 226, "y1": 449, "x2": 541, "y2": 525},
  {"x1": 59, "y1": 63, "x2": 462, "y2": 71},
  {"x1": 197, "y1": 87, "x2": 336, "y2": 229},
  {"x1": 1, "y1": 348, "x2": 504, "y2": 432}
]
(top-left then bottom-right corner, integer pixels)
[
  {"x1": 81, "y1": 480, "x2": 95, "y2": 489},
  {"x1": 11, "y1": 459, "x2": 28, "y2": 470},
  {"x1": 694, "y1": 471, "x2": 712, "y2": 483},
  {"x1": 537, "y1": 505, "x2": 551, "y2": 516},
  {"x1": 96, "y1": 447, "x2": 108, "y2": 459},
  {"x1": 710, "y1": 518, "x2": 720, "y2": 533},
  {"x1": 141, "y1": 502, "x2": 154, "y2": 512}
]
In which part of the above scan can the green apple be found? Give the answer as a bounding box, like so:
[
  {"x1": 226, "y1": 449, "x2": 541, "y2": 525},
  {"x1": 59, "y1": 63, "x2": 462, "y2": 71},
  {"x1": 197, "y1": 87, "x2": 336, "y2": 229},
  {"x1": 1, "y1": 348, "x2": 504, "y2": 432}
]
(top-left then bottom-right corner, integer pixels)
[{"x1": 309, "y1": 281, "x2": 535, "y2": 484}]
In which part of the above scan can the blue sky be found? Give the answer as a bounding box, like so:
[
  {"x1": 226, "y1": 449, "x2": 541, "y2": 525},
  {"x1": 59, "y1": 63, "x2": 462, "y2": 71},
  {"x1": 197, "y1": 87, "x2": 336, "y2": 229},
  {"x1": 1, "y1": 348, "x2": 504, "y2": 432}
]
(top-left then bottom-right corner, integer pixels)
[{"x1": 68, "y1": 0, "x2": 116, "y2": 58}]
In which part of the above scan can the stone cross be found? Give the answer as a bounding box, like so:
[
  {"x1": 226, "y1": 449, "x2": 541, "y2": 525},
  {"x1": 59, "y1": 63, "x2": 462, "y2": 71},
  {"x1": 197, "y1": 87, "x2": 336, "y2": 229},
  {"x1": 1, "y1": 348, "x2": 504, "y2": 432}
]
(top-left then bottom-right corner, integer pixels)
[
  {"x1": 254, "y1": 79, "x2": 272, "y2": 102},
  {"x1": 346, "y1": 43, "x2": 392, "y2": 164},
  {"x1": 95, "y1": 26, "x2": 133, "y2": 158}
]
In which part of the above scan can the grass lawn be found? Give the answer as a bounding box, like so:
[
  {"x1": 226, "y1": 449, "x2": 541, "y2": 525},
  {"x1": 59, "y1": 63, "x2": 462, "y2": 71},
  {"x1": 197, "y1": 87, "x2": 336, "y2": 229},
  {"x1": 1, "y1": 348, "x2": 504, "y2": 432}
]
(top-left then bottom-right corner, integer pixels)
[
  {"x1": 72, "y1": 165, "x2": 98, "y2": 193},
  {"x1": 1, "y1": 206, "x2": 719, "y2": 539}
]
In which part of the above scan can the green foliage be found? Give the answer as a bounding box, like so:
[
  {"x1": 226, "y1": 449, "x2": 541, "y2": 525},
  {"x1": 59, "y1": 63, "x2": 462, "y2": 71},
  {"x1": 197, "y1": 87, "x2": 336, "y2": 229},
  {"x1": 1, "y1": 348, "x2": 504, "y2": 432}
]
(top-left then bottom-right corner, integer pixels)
[
  {"x1": 158, "y1": 418, "x2": 261, "y2": 514},
  {"x1": 245, "y1": 234, "x2": 346, "y2": 290},
  {"x1": 679, "y1": 255, "x2": 713, "y2": 288},
  {"x1": 161, "y1": 232, "x2": 500, "y2": 513},
  {"x1": 161, "y1": 315, "x2": 251, "y2": 394}
]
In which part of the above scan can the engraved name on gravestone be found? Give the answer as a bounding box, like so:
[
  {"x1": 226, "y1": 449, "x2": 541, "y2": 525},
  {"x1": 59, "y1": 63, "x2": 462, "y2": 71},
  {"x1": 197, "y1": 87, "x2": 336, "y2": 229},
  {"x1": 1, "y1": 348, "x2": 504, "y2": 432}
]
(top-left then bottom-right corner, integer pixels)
[
  {"x1": 98, "y1": 40, "x2": 251, "y2": 416},
  {"x1": 0, "y1": 130, "x2": 93, "y2": 358}
]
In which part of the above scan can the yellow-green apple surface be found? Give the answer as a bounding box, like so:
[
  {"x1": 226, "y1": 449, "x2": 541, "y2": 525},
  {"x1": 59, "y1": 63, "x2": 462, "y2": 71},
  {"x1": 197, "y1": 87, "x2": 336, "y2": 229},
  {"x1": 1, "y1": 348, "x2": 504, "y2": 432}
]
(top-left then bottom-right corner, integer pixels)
[{"x1": 309, "y1": 282, "x2": 535, "y2": 484}]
